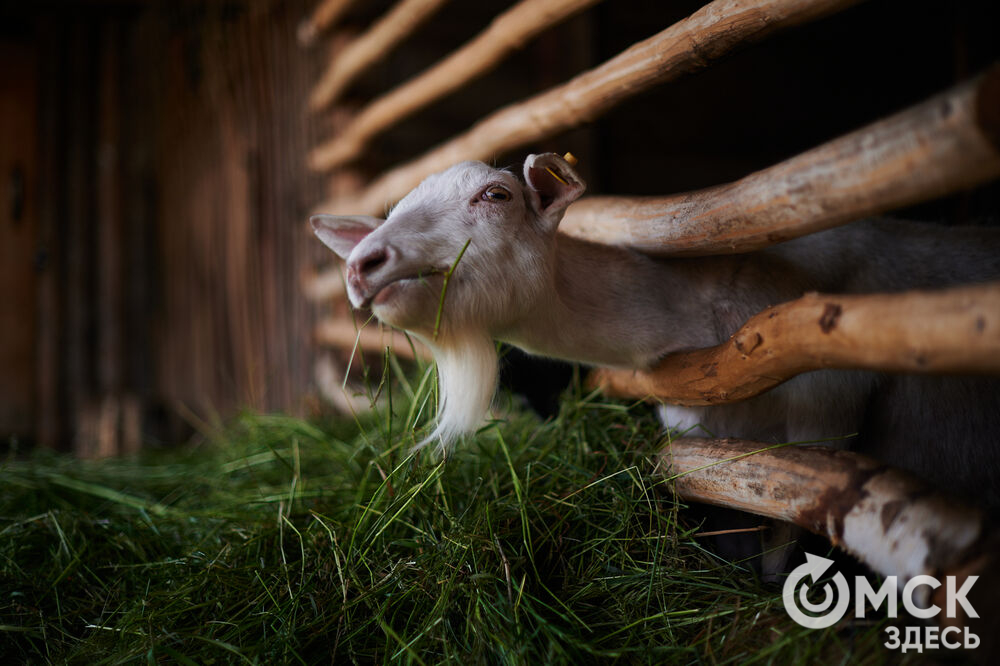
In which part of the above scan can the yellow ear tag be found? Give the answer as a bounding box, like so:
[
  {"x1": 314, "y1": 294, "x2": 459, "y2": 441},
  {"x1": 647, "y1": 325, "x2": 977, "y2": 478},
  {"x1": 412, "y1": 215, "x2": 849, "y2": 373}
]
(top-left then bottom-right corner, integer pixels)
[
  {"x1": 543, "y1": 152, "x2": 578, "y2": 185},
  {"x1": 544, "y1": 167, "x2": 568, "y2": 185}
]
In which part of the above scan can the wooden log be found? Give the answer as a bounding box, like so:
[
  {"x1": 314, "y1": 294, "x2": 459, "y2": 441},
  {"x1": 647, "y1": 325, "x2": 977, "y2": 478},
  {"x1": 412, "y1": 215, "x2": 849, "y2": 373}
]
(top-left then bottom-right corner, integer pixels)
[
  {"x1": 592, "y1": 282, "x2": 1000, "y2": 406},
  {"x1": 309, "y1": 0, "x2": 451, "y2": 110},
  {"x1": 561, "y1": 67, "x2": 1000, "y2": 256},
  {"x1": 315, "y1": 317, "x2": 431, "y2": 361},
  {"x1": 312, "y1": 0, "x2": 864, "y2": 210},
  {"x1": 302, "y1": 266, "x2": 347, "y2": 301},
  {"x1": 660, "y1": 437, "x2": 994, "y2": 588},
  {"x1": 298, "y1": 0, "x2": 358, "y2": 46},
  {"x1": 314, "y1": 352, "x2": 377, "y2": 414},
  {"x1": 309, "y1": 0, "x2": 602, "y2": 162}
]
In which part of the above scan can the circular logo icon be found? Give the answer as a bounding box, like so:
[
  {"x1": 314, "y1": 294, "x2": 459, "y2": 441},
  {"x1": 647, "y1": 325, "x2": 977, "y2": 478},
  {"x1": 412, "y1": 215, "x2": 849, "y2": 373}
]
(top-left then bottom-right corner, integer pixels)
[{"x1": 782, "y1": 553, "x2": 851, "y2": 629}]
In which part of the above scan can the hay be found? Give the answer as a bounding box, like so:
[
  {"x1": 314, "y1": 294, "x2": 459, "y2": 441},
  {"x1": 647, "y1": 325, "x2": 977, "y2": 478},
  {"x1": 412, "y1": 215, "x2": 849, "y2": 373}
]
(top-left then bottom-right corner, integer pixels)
[{"x1": 0, "y1": 366, "x2": 900, "y2": 662}]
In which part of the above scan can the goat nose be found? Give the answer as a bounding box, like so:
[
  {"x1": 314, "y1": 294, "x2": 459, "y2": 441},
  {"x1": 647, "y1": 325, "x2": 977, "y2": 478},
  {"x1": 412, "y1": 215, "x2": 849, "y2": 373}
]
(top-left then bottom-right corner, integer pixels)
[{"x1": 351, "y1": 246, "x2": 391, "y2": 278}]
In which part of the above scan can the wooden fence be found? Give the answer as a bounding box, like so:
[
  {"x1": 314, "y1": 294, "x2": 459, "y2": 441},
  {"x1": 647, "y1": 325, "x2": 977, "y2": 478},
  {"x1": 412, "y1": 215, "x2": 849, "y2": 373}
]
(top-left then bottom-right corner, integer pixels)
[{"x1": 302, "y1": 0, "x2": 1000, "y2": 599}]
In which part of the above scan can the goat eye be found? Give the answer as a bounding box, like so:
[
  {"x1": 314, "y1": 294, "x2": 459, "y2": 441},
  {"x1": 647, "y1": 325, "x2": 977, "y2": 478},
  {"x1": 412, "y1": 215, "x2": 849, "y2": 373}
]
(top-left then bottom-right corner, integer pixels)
[{"x1": 482, "y1": 186, "x2": 511, "y2": 202}]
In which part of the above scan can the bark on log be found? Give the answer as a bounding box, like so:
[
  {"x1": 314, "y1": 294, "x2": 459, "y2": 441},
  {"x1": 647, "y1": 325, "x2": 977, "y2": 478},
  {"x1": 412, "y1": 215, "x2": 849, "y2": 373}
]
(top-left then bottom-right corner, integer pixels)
[
  {"x1": 313, "y1": 0, "x2": 863, "y2": 210},
  {"x1": 298, "y1": 0, "x2": 358, "y2": 46},
  {"x1": 309, "y1": 0, "x2": 603, "y2": 165},
  {"x1": 561, "y1": 67, "x2": 1000, "y2": 256},
  {"x1": 315, "y1": 317, "x2": 430, "y2": 361},
  {"x1": 309, "y1": 0, "x2": 450, "y2": 110},
  {"x1": 660, "y1": 437, "x2": 994, "y2": 589},
  {"x1": 592, "y1": 282, "x2": 1000, "y2": 406}
]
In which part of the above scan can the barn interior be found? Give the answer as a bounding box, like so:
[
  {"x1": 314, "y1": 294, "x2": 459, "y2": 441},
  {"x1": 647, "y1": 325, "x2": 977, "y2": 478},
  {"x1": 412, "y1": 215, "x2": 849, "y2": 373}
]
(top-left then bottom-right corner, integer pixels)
[{"x1": 1, "y1": 0, "x2": 998, "y2": 455}]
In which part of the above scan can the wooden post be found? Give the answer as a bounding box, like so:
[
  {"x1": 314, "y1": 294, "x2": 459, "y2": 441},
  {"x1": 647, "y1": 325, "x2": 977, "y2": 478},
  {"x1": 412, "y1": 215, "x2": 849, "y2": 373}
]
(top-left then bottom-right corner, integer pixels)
[
  {"x1": 315, "y1": 317, "x2": 430, "y2": 361},
  {"x1": 0, "y1": 39, "x2": 40, "y2": 441},
  {"x1": 96, "y1": 20, "x2": 124, "y2": 456},
  {"x1": 36, "y1": 24, "x2": 65, "y2": 449},
  {"x1": 312, "y1": 0, "x2": 864, "y2": 211},
  {"x1": 309, "y1": 0, "x2": 451, "y2": 110},
  {"x1": 592, "y1": 282, "x2": 1000, "y2": 406},
  {"x1": 66, "y1": 21, "x2": 98, "y2": 457},
  {"x1": 561, "y1": 67, "x2": 1000, "y2": 256}
]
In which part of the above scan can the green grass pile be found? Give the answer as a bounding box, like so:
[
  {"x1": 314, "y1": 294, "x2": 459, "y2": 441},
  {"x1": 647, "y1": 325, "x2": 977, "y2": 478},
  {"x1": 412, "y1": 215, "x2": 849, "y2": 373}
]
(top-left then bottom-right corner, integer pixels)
[{"x1": 1, "y1": 366, "x2": 899, "y2": 663}]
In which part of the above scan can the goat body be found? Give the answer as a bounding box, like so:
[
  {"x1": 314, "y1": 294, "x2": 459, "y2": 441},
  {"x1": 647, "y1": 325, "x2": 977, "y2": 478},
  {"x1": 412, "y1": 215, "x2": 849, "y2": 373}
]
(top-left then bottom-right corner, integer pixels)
[{"x1": 313, "y1": 153, "x2": 1000, "y2": 509}]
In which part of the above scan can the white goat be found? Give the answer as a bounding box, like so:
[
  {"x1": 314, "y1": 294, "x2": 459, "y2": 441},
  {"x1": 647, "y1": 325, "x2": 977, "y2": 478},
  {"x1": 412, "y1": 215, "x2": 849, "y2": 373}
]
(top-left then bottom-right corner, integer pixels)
[{"x1": 312, "y1": 153, "x2": 1000, "y2": 511}]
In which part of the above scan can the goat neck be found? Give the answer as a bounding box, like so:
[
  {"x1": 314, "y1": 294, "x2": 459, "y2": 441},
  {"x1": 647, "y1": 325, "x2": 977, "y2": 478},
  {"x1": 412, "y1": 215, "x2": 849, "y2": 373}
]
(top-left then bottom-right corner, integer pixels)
[{"x1": 498, "y1": 233, "x2": 718, "y2": 369}]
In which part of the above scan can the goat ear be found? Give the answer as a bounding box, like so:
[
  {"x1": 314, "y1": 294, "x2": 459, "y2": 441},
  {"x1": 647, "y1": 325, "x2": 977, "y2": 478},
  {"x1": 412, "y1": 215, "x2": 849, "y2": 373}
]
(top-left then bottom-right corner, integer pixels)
[
  {"x1": 310, "y1": 214, "x2": 383, "y2": 259},
  {"x1": 523, "y1": 153, "x2": 586, "y2": 231}
]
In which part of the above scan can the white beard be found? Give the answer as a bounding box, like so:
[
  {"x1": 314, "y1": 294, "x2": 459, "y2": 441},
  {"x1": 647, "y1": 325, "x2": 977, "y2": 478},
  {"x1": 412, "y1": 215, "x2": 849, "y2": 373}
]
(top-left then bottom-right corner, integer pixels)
[{"x1": 416, "y1": 332, "x2": 498, "y2": 454}]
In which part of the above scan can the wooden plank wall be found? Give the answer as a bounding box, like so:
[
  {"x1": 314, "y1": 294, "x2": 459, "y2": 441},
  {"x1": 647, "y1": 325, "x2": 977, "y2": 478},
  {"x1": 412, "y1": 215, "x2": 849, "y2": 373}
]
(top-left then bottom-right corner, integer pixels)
[
  {"x1": 0, "y1": 37, "x2": 39, "y2": 443},
  {"x1": 7, "y1": 0, "x2": 327, "y2": 453},
  {"x1": 150, "y1": 2, "x2": 324, "y2": 432}
]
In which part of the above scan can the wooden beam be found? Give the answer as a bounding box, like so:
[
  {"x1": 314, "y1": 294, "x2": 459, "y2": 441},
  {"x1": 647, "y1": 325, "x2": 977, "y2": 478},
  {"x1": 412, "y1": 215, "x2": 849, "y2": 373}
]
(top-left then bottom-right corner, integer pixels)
[
  {"x1": 313, "y1": 0, "x2": 864, "y2": 210},
  {"x1": 661, "y1": 437, "x2": 993, "y2": 588},
  {"x1": 0, "y1": 39, "x2": 40, "y2": 439},
  {"x1": 302, "y1": 266, "x2": 347, "y2": 301},
  {"x1": 298, "y1": 0, "x2": 358, "y2": 46},
  {"x1": 561, "y1": 67, "x2": 1000, "y2": 256},
  {"x1": 314, "y1": 352, "x2": 378, "y2": 414},
  {"x1": 309, "y1": 0, "x2": 451, "y2": 110},
  {"x1": 309, "y1": 0, "x2": 602, "y2": 162},
  {"x1": 592, "y1": 282, "x2": 1000, "y2": 406},
  {"x1": 315, "y1": 317, "x2": 431, "y2": 361}
]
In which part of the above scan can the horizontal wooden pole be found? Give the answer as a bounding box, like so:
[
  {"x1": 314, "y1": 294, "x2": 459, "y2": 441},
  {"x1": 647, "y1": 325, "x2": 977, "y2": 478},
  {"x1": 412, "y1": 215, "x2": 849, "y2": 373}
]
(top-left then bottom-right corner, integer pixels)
[
  {"x1": 302, "y1": 266, "x2": 347, "y2": 301},
  {"x1": 561, "y1": 67, "x2": 1000, "y2": 256},
  {"x1": 592, "y1": 282, "x2": 1000, "y2": 406},
  {"x1": 298, "y1": 0, "x2": 358, "y2": 46},
  {"x1": 309, "y1": 0, "x2": 603, "y2": 164},
  {"x1": 314, "y1": 0, "x2": 862, "y2": 211},
  {"x1": 309, "y1": 0, "x2": 450, "y2": 110},
  {"x1": 661, "y1": 437, "x2": 992, "y2": 584},
  {"x1": 315, "y1": 317, "x2": 430, "y2": 361},
  {"x1": 314, "y1": 353, "x2": 376, "y2": 414}
]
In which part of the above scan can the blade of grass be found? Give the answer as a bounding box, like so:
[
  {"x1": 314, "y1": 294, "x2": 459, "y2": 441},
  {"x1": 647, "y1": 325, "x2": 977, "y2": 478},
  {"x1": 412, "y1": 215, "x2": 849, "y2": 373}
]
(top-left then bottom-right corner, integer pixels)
[{"x1": 432, "y1": 237, "x2": 471, "y2": 340}]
